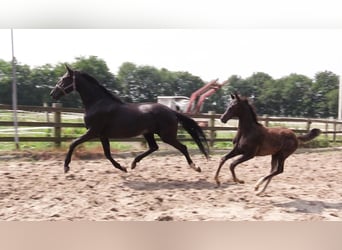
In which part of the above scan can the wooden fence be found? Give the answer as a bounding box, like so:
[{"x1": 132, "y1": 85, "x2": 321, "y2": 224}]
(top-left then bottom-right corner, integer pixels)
[{"x1": 1, "y1": 104, "x2": 342, "y2": 147}]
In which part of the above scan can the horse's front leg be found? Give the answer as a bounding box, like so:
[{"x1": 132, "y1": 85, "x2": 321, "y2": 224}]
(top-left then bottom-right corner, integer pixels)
[
  {"x1": 100, "y1": 137, "x2": 127, "y2": 172},
  {"x1": 64, "y1": 130, "x2": 96, "y2": 173}
]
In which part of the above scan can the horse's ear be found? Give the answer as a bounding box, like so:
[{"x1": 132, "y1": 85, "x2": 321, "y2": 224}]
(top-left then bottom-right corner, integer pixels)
[
  {"x1": 234, "y1": 92, "x2": 240, "y2": 101},
  {"x1": 230, "y1": 94, "x2": 235, "y2": 99},
  {"x1": 65, "y1": 64, "x2": 73, "y2": 74}
]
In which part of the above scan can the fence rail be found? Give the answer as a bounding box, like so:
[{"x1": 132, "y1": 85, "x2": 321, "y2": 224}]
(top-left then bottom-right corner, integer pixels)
[{"x1": 1, "y1": 104, "x2": 342, "y2": 147}]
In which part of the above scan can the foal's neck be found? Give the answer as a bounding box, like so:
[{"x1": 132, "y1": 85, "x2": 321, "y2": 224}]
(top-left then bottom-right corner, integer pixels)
[{"x1": 237, "y1": 105, "x2": 260, "y2": 132}]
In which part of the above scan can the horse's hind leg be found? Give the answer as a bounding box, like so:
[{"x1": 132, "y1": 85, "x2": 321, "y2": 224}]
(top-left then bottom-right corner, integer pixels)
[
  {"x1": 160, "y1": 135, "x2": 200, "y2": 172},
  {"x1": 100, "y1": 137, "x2": 127, "y2": 173},
  {"x1": 131, "y1": 133, "x2": 159, "y2": 169}
]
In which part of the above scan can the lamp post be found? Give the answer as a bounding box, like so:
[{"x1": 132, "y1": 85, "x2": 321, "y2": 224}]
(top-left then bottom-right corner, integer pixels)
[
  {"x1": 339, "y1": 76, "x2": 342, "y2": 121},
  {"x1": 11, "y1": 29, "x2": 19, "y2": 150}
]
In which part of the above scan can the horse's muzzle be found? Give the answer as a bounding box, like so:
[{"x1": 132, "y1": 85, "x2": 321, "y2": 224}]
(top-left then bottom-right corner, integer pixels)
[
  {"x1": 50, "y1": 88, "x2": 61, "y2": 100},
  {"x1": 220, "y1": 114, "x2": 228, "y2": 123}
]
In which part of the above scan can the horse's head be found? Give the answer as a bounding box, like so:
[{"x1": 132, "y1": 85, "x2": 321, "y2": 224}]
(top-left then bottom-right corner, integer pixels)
[
  {"x1": 220, "y1": 92, "x2": 242, "y2": 123},
  {"x1": 50, "y1": 64, "x2": 77, "y2": 100}
]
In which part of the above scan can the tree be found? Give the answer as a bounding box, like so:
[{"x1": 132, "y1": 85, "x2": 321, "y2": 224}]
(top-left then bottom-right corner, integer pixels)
[
  {"x1": 312, "y1": 71, "x2": 339, "y2": 118},
  {"x1": 117, "y1": 62, "x2": 205, "y2": 104},
  {"x1": 0, "y1": 60, "x2": 12, "y2": 104},
  {"x1": 172, "y1": 71, "x2": 204, "y2": 97},
  {"x1": 72, "y1": 56, "x2": 119, "y2": 93},
  {"x1": 0, "y1": 56, "x2": 340, "y2": 117},
  {"x1": 277, "y1": 74, "x2": 313, "y2": 117},
  {"x1": 257, "y1": 79, "x2": 283, "y2": 116},
  {"x1": 29, "y1": 64, "x2": 60, "y2": 105},
  {"x1": 117, "y1": 63, "x2": 162, "y2": 102}
]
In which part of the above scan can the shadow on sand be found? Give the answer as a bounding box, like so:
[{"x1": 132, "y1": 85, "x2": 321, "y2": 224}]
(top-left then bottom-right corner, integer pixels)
[
  {"x1": 274, "y1": 198, "x2": 342, "y2": 214},
  {"x1": 123, "y1": 178, "x2": 232, "y2": 191}
]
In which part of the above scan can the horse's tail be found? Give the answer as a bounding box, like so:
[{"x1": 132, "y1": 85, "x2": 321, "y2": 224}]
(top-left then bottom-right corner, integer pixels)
[
  {"x1": 297, "y1": 128, "x2": 321, "y2": 143},
  {"x1": 175, "y1": 112, "x2": 210, "y2": 159}
]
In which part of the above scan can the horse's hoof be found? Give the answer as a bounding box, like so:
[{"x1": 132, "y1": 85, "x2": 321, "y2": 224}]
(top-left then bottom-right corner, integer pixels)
[
  {"x1": 215, "y1": 178, "x2": 221, "y2": 187},
  {"x1": 234, "y1": 178, "x2": 245, "y2": 184},
  {"x1": 131, "y1": 162, "x2": 136, "y2": 170},
  {"x1": 189, "y1": 163, "x2": 201, "y2": 172},
  {"x1": 64, "y1": 166, "x2": 70, "y2": 173},
  {"x1": 121, "y1": 167, "x2": 128, "y2": 173}
]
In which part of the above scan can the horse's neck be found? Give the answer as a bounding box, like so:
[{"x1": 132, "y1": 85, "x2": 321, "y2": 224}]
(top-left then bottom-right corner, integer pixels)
[
  {"x1": 77, "y1": 81, "x2": 112, "y2": 108},
  {"x1": 237, "y1": 106, "x2": 259, "y2": 132}
]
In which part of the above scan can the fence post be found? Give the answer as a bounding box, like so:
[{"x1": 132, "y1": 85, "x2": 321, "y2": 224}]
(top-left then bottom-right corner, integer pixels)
[
  {"x1": 306, "y1": 119, "x2": 311, "y2": 132},
  {"x1": 333, "y1": 120, "x2": 337, "y2": 142},
  {"x1": 43, "y1": 102, "x2": 50, "y2": 122},
  {"x1": 208, "y1": 111, "x2": 216, "y2": 147},
  {"x1": 263, "y1": 115, "x2": 269, "y2": 127},
  {"x1": 53, "y1": 103, "x2": 62, "y2": 147}
]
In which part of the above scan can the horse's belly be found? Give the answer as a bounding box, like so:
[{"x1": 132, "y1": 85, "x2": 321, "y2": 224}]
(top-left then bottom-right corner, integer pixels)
[
  {"x1": 103, "y1": 122, "x2": 153, "y2": 138},
  {"x1": 105, "y1": 128, "x2": 149, "y2": 138}
]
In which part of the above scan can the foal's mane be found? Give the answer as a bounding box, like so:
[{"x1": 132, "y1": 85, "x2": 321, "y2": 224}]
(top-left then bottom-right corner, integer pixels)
[
  {"x1": 240, "y1": 96, "x2": 261, "y2": 125},
  {"x1": 78, "y1": 71, "x2": 125, "y2": 104}
]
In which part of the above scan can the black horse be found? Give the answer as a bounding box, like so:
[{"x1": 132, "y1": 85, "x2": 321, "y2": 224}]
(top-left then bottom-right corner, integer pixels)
[{"x1": 50, "y1": 65, "x2": 209, "y2": 174}]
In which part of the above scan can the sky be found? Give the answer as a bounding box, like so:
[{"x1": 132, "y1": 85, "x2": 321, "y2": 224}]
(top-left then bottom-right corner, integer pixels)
[
  {"x1": 1, "y1": 29, "x2": 342, "y2": 81},
  {"x1": 1, "y1": 1, "x2": 342, "y2": 81}
]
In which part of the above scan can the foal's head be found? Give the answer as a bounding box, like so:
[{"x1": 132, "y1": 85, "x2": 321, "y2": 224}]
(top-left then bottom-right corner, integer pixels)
[
  {"x1": 50, "y1": 64, "x2": 77, "y2": 100},
  {"x1": 220, "y1": 93, "x2": 257, "y2": 123}
]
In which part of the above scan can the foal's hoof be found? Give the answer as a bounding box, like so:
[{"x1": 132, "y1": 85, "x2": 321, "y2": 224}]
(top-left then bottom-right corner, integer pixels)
[
  {"x1": 64, "y1": 166, "x2": 70, "y2": 173},
  {"x1": 189, "y1": 163, "x2": 201, "y2": 172},
  {"x1": 131, "y1": 162, "x2": 137, "y2": 170},
  {"x1": 255, "y1": 190, "x2": 265, "y2": 196}
]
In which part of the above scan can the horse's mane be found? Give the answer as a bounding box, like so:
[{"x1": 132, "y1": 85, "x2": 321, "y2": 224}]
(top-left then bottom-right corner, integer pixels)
[
  {"x1": 79, "y1": 71, "x2": 125, "y2": 104},
  {"x1": 240, "y1": 96, "x2": 261, "y2": 125}
]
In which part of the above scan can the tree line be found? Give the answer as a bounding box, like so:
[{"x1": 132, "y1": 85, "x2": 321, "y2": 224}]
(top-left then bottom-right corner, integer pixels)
[{"x1": 0, "y1": 56, "x2": 339, "y2": 118}]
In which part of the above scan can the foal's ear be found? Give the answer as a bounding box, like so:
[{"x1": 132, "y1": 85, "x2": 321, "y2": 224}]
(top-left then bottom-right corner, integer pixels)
[
  {"x1": 233, "y1": 92, "x2": 240, "y2": 101},
  {"x1": 65, "y1": 64, "x2": 73, "y2": 74}
]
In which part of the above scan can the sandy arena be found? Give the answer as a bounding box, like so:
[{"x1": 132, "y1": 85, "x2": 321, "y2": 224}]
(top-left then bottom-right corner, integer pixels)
[{"x1": 0, "y1": 148, "x2": 341, "y2": 221}]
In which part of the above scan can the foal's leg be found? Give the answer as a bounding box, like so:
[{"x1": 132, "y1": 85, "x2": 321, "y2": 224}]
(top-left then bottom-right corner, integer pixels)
[
  {"x1": 255, "y1": 155, "x2": 278, "y2": 195},
  {"x1": 64, "y1": 130, "x2": 96, "y2": 173},
  {"x1": 214, "y1": 147, "x2": 241, "y2": 186},
  {"x1": 229, "y1": 153, "x2": 254, "y2": 184},
  {"x1": 131, "y1": 133, "x2": 159, "y2": 170},
  {"x1": 255, "y1": 155, "x2": 285, "y2": 195},
  {"x1": 100, "y1": 137, "x2": 127, "y2": 173}
]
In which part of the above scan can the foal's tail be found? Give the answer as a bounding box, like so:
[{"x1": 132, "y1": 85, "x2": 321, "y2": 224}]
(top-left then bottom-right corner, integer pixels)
[
  {"x1": 297, "y1": 128, "x2": 321, "y2": 143},
  {"x1": 175, "y1": 112, "x2": 210, "y2": 159}
]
